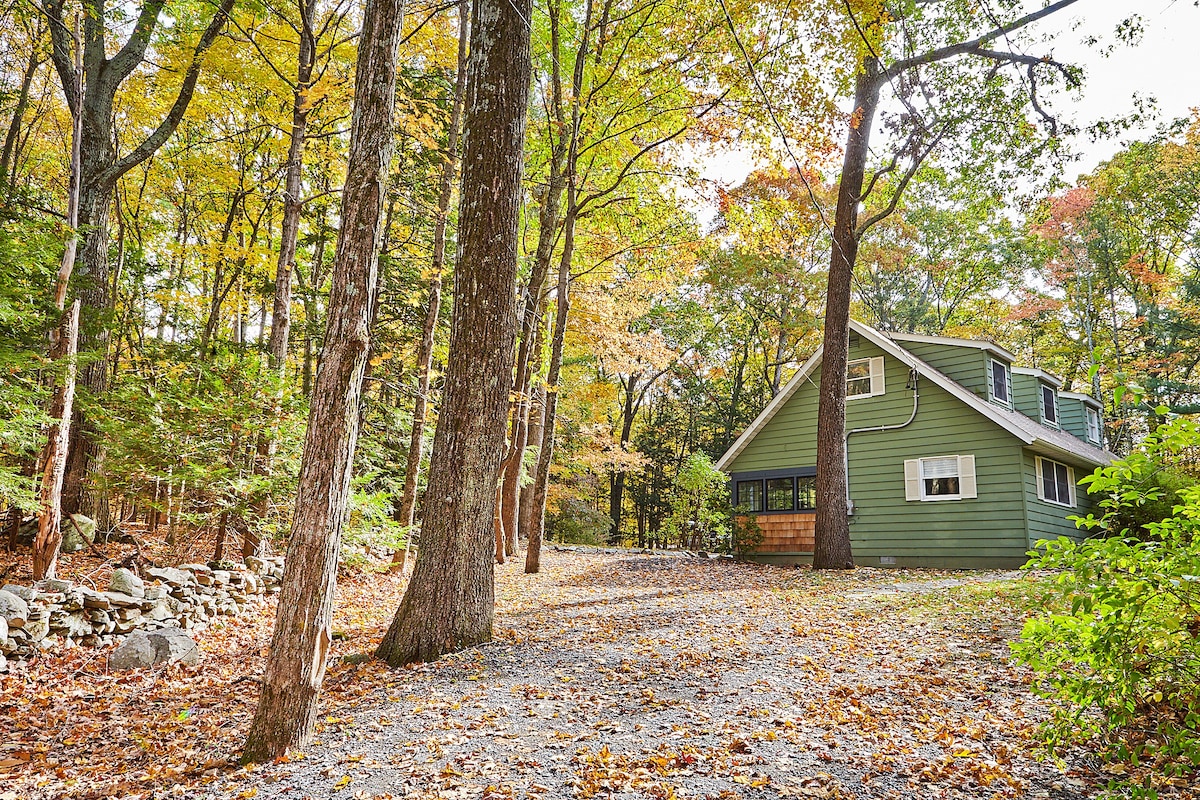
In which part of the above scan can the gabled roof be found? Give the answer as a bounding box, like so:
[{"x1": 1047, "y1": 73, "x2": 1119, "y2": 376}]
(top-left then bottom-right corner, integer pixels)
[
  {"x1": 1013, "y1": 366, "x2": 1064, "y2": 389},
  {"x1": 884, "y1": 330, "x2": 1017, "y2": 363},
  {"x1": 1060, "y1": 390, "x2": 1103, "y2": 409},
  {"x1": 716, "y1": 320, "x2": 1113, "y2": 472}
]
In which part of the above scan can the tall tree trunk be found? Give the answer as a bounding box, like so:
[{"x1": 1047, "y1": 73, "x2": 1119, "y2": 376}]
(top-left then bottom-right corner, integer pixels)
[
  {"x1": 394, "y1": 0, "x2": 470, "y2": 558},
  {"x1": 375, "y1": 0, "x2": 533, "y2": 666},
  {"x1": 525, "y1": 207, "x2": 577, "y2": 574},
  {"x1": 517, "y1": 300, "x2": 548, "y2": 540},
  {"x1": 241, "y1": 0, "x2": 404, "y2": 762},
  {"x1": 249, "y1": 0, "x2": 319, "y2": 559},
  {"x1": 607, "y1": 372, "x2": 639, "y2": 543},
  {"x1": 812, "y1": 60, "x2": 878, "y2": 571},
  {"x1": 0, "y1": 20, "x2": 42, "y2": 196}
]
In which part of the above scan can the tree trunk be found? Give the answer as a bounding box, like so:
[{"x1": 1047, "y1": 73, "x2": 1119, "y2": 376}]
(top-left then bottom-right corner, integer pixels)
[
  {"x1": 32, "y1": 301, "x2": 82, "y2": 581},
  {"x1": 242, "y1": 0, "x2": 404, "y2": 762},
  {"x1": 812, "y1": 60, "x2": 879, "y2": 571},
  {"x1": 517, "y1": 301, "x2": 548, "y2": 541},
  {"x1": 249, "y1": 0, "x2": 319, "y2": 559},
  {"x1": 394, "y1": 0, "x2": 470, "y2": 545},
  {"x1": 525, "y1": 207, "x2": 577, "y2": 574},
  {"x1": 375, "y1": 0, "x2": 533, "y2": 666},
  {"x1": 0, "y1": 21, "x2": 42, "y2": 196}
]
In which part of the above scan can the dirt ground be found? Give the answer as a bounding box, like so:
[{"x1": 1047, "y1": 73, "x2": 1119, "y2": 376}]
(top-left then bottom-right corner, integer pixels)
[{"x1": 4, "y1": 551, "x2": 1191, "y2": 800}]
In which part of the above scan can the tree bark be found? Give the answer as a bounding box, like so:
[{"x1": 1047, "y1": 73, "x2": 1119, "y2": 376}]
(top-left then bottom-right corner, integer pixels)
[
  {"x1": 375, "y1": 0, "x2": 533, "y2": 665},
  {"x1": 394, "y1": 0, "x2": 471, "y2": 555},
  {"x1": 32, "y1": 301, "x2": 81, "y2": 581},
  {"x1": 0, "y1": 19, "x2": 42, "y2": 196},
  {"x1": 517, "y1": 300, "x2": 548, "y2": 541},
  {"x1": 242, "y1": 0, "x2": 404, "y2": 762},
  {"x1": 525, "y1": 208, "x2": 577, "y2": 574},
  {"x1": 249, "y1": 0, "x2": 320, "y2": 559},
  {"x1": 812, "y1": 61, "x2": 879, "y2": 570}
]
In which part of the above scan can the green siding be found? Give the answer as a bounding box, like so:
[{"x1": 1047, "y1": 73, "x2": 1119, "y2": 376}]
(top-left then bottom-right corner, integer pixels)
[
  {"x1": 1022, "y1": 450, "x2": 1099, "y2": 545},
  {"x1": 728, "y1": 339, "x2": 1032, "y2": 566},
  {"x1": 1058, "y1": 397, "x2": 1092, "y2": 442},
  {"x1": 1012, "y1": 373, "x2": 1048, "y2": 423},
  {"x1": 893, "y1": 340, "x2": 989, "y2": 397}
]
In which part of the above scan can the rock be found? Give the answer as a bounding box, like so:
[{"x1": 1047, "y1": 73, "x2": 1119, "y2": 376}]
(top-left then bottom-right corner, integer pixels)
[
  {"x1": 60, "y1": 514, "x2": 95, "y2": 553},
  {"x1": 144, "y1": 586, "x2": 167, "y2": 601},
  {"x1": 109, "y1": 627, "x2": 199, "y2": 670},
  {"x1": 109, "y1": 568, "x2": 145, "y2": 599},
  {"x1": 115, "y1": 607, "x2": 142, "y2": 622},
  {"x1": 1, "y1": 584, "x2": 36, "y2": 603},
  {"x1": 210, "y1": 570, "x2": 231, "y2": 586},
  {"x1": 0, "y1": 653, "x2": 6, "y2": 671},
  {"x1": 180, "y1": 563, "x2": 211, "y2": 575},
  {"x1": 0, "y1": 616, "x2": 7, "y2": 642},
  {"x1": 145, "y1": 567, "x2": 194, "y2": 587},
  {"x1": 244, "y1": 555, "x2": 266, "y2": 574},
  {"x1": 103, "y1": 591, "x2": 143, "y2": 608},
  {"x1": 35, "y1": 578, "x2": 73, "y2": 593},
  {"x1": 82, "y1": 590, "x2": 112, "y2": 610},
  {"x1": 194, "y1": 573, "x2": 213, "y2": 587},
  {"x1": 0, "y1": 590, "x2": 29, "y2": 627},
  {"x1": 24, "y1": 618, "x2": 50, "y2": 642},
  {"x1": 147, "y1": 599, "x2": 174, "y2": 622}
]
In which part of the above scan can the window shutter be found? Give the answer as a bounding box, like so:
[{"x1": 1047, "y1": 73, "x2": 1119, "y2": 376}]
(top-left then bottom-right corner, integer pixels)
[
  {"x1": 1035, "y1": 457, "x2": 1045, "y2": 501},
  {"x1": 1067, "y1": 465, "x2": 1076, "y2": 506},
  {"x1": 870, "y1": 356, "x2": 885, "y2": 396},
  {"x1": 1005, "y1": 366, "x2": 1013, "y2": 405},
  {"x1": 958, "y1": 455, "x2": 977, "y2": 498},
  {"x1": 904, "y1": 459, "x2": 921, "y2": 501},
  {"x1": 986, "y1": 359, "x2": 993, "y2": 398}
]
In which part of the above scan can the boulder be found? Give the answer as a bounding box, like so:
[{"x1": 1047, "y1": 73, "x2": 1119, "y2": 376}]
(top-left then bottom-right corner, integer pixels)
[
  {"x1": 109, "y1": 627, "x2": 199, "y2": 670},
  {"x1": 1, "y1": 584, "x2": 36, "y2": 603},
  {"x1": 145, "y1": 567, "x2": 194, "y2": 587},
  {"x1": 82, "y1": 590, "x2": 112, "y2": 610},
  {"x1": 103, "y1": 591, "x2": 143, "y2": 608},
  {"x1": 24, "y1": 618, "x2": 50, "y2": 642},
  {"x1": 60, "y1": 514, "x2": 95, "y2": 553},
  {"x1": 109, "y1": 568, "x2": 145, "y2": 599},
  {"x1": 34, "y1": 578, "x2": 72, "y2": 593},
  {"x1": 0, "y1": 615, "x2": 7, "y2": 642},
  {"x1": 0, "y1": 590, "x2": 29, "y2": 627}
]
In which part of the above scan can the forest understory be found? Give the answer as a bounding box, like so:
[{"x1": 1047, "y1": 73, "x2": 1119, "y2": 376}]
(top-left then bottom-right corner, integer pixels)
[{"x1": 4, "y1": 550, "x2": 1189, "y2": 800}]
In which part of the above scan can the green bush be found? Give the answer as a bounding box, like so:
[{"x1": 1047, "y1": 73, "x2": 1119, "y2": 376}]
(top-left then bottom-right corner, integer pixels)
[
  {"x1": 1014, "y1": 419, "x2": 1200, "y2": 791},
  {"x1": 547, "y1": 496, "x2": 611, "y2": 546},
  {"x1": 662, "y1": 452, "x2": 730, "y2": 551}
]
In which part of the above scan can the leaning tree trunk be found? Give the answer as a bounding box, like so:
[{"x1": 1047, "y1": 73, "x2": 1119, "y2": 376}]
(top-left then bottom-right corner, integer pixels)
[
  {"x1": 393, "y1": 0, "x2": 471, "y2": 569},
  {"x1": 812, "y1": 60, "x2": 879, "y2": 571},
  {"x1": 32, "y1": 301, "x2": 81, "y2": 580},
  {"x1": 375, "y1": 0, "x2": 533, "y2": 666},
  {"x1": 525, "y1": 207, "x2": 577, "y2": 574},
  {"x1": 241, "y1": 0, "x2": 404, "y2": 762},
  {"x1": 248, "y1": 0, "x2": 319, "y2": 559}
]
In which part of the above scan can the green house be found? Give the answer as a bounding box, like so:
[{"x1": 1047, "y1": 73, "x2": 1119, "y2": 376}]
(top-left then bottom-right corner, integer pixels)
[{"x1": 716, "y1": 320, "x2": 1112, "y2": 568}]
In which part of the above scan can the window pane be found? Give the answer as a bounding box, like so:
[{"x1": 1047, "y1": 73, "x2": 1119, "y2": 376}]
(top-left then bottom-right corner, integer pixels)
[
  {"x1": 1087, "y1": 409, "x2": 1100, "y2": 441},
  {"x1": 1042, "y1": 386, "x2": 1057, "y2": 423},
  {"x1": 921, "y1": 456, "x2": 960, "y2": 497},
  {"x1": 737, "y1": 480, "x2": 763, "y2": 512},
  {"x1": 797, "y1": 477, "x2": 816, "y2": 509},
  {"x1": 766, "y1": 478, "x2": 793, "y2": 511},
  {"x1": 847, "y1": 360, "x2": 872, "y2": 397},
  {"x1": 1054, "y1": 462, "x2": 1071, "y2": 504},
  {"x1": 1042, "y1": 464, "x2": 1057, "y2": 501},
  {"x1": 924, "y1": 476, "x2": 960, "y2": 496},
  {"x1": 992, "y1": 361, "x2": 1008, "y2": 402}
]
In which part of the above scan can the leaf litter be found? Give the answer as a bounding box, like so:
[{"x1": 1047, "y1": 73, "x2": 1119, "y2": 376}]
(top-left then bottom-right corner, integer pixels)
[{"x1": 3, "y1": 550, "x2": 1191, "y2": 799}]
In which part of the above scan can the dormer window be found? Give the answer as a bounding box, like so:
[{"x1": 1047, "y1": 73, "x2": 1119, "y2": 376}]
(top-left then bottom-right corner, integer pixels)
[
  {"x1": 989, "y1": 359, "x2": 1011, "y2": 406},
  {"x1": 1086, "y1": 407, "x2": 1102, "y2": 444},
  {"x1": 1041, "y1": 384, "x2": 1058, "y2": 426}
]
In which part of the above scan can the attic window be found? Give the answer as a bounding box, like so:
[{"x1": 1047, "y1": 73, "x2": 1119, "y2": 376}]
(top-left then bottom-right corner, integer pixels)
[
  {"x1": 1086, "y1": 407, "x2": 1102, "y2": 444},
  {"x1": 989, "y1": 359, "x2": 1011, "y2": 406},
  {"x1": 847, "y1": 357, "x2": 885, "y2": 399},
  {"x1": 1041, "y1": 384, "x2": 1058, "y2": 426}
]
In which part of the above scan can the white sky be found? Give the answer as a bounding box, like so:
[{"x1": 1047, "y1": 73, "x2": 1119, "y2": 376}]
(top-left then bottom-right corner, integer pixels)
[{"x1": 697, "y1": 0, "x2": 1199, "y2": 193}]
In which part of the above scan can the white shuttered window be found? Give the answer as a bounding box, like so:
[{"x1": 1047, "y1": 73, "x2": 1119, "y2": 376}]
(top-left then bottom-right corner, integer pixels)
[{"x1": 904, "y1": 455, "x2": 978, "y2": 501}]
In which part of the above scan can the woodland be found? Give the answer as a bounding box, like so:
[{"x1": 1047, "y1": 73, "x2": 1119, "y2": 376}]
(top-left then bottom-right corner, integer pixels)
[{"x1": 1, "y1": 0, "x2": 1200, "y2": 797}]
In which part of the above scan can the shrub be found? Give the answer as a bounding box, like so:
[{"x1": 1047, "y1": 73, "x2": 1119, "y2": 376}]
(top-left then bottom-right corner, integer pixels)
[
  {"x1": 547, "y1": 496, "x2": 611, "y2": 546},
  {"x1": 1013, "y1": 419, "x2": 1200, "y2": 790}
]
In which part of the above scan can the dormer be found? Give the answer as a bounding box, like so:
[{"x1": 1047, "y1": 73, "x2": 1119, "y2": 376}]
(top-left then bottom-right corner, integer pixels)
[
  {"x1": 885, "y1": 332, "x2": 1016, "y2": 402},
  {"x1": 1012, "y1": 367, "x2": 1063, "y2": 428},
  {"x1": 1059, "y1": 391, "x2": 1104, "y2": 446}
]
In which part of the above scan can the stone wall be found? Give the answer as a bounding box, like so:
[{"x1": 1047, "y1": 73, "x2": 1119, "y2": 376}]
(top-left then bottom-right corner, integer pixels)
[{"x1": 0, "y1": 556, "x2": 284, "y2": 670}]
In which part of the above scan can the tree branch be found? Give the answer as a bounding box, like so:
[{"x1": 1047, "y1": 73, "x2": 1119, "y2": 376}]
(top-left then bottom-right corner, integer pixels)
[
  {"x1": 102, "y1": 0, "x2": 236, "y2": 186},
  {"x1": 105, "y1": 0, "x2": 168, "y2": 88}
]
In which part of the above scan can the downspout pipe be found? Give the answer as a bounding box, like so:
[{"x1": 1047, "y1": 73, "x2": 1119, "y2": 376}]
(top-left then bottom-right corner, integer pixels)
[{"x1": 844, "y1": 368, "x2": 920, "y2": 513}]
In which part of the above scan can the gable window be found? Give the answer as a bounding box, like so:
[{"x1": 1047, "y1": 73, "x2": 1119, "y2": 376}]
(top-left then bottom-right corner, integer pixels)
[
  {"x1": 847, "y1": 356, "x2": 885, "y2": 399},
  {"x1": 765, "y1": 478, "x2": 794, "y2": 511},
  {"x1": 1041, "y1": 384, "x2": 1058, "y2": 426},
  {"x1": 1086, "y1": 407, "x2": 1102, "y2": 444},
  {"x1": 989, "y1": 359, "x2": 1011, "y2": 405},
  {"x1": 736, "y1": 480, "x2": 763, "y2": 512},
  {"x1": 904, "y1": 455, "x2": 978, "y2": 502},
  {"x1": 1036, "y1": 457, "x2": 1076, "y2": 507}
]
